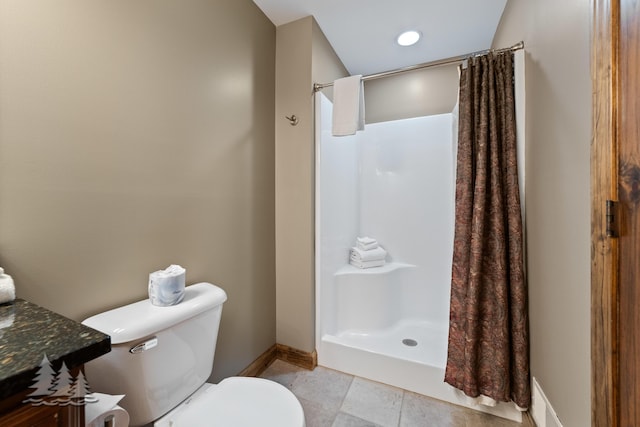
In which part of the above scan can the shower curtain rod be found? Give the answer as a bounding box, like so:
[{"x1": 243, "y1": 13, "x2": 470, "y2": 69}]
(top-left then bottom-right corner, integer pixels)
[{"x1": 313, "y1": 41, "x2": 524, "y2": 92}]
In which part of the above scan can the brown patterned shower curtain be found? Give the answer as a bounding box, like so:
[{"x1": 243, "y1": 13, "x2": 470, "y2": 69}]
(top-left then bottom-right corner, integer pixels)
[{"x1": 444, "y1": 52, "x2": 530, "y2": 409}]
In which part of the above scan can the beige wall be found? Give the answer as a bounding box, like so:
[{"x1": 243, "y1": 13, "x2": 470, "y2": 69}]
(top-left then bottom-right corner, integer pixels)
[
  {"x1": 364, "y1": 64, "x2": 459, "y2": 124},
  {"x1": 313, "y1": 51, "x2": 459, "y2": 124},
  {"x1": 493, "y1": 1, "x2": 591, "y2": 426},
  {"x1": 275, "y1": 17, "x2": 315, "y2": 352},
  {"x1": 0, "y1": 0, "x2": 276, "y2": 382},
  {"x1": 275, "y1": 16, "x2": 347, "y2": 352}
]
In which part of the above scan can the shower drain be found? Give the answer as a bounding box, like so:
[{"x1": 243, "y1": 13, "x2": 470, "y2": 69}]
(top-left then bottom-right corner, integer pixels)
[{"x1": 402, "y1": 338, "x2": 418, "y2": 347}]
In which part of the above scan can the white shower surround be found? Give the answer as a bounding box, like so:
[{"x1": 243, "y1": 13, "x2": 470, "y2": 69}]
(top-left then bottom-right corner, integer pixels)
[{"x1": 314, "y1": 88, "x2": 524, "y2": 422}]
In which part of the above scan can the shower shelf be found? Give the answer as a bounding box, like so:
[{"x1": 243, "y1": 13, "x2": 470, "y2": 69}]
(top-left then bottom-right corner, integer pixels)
[{"x1": 334, "y1": 262, "x2": 416, "y2": 277}]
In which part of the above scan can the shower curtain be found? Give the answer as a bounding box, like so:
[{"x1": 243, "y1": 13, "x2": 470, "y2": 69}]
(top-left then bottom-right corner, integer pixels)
[{"x1": 444, "y1": 52, "x2": 530, "y2": 409}]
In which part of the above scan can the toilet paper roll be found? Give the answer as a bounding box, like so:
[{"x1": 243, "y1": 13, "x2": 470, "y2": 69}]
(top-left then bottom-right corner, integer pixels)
[
  {"x1": 88, "y1": 406, "x2": 130, "y2": 427},
  {"x1": 85, "y1": 393, "x2": 130, "y2": 427},
  {"x1": 0, "y1": 267, "x2": 16, "y2": 305},
  {"x1": 148, "y1": 264, "x2": 185, "y2": 307}
]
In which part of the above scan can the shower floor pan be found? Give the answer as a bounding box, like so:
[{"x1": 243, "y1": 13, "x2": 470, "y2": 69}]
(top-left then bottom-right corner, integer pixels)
[
  {"x1": 326, "y1": 319, "x2": 448, "y2": 368},
  {"x1": 318, "y1": 319, "x2": 523, "y2": 422}
]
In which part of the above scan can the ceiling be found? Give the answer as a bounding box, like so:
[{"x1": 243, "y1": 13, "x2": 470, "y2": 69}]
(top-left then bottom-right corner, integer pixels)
[{"x1": 251, "y1": 0, "x2": 509, "y2": 77}]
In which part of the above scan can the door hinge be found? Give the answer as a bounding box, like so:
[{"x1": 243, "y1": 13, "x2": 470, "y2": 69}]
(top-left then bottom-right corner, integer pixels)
[{"x1": 606, "y1": 200, "x2": 618, "y2": 237}]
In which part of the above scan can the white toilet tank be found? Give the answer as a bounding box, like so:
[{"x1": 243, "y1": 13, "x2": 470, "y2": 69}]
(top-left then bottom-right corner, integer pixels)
[{"x1": 82, "y1": 282, "x2": 227, "y2": 427}]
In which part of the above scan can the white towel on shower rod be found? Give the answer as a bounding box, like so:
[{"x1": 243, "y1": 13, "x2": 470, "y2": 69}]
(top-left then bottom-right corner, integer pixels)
[{"x1": 332, "y1": 75, "x2": 365, "y2": 136}]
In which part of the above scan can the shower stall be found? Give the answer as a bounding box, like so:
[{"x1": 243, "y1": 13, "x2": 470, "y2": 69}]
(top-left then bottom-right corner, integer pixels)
[{"x1": 314, "y1": 76, "x2": 524, "y2": 421}]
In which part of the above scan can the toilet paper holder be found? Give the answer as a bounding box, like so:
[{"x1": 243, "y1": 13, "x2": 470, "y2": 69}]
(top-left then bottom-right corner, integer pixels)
[
  {"x1": 84, "y1": 392, "x2": 129, "y2": 427},
  {"x1": 104, "y1": 414, "x2": 115, "y2": 427}
]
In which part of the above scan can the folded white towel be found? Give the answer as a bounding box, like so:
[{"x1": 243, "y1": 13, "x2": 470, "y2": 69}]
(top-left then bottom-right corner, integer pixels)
[
  {"x1": 350, "y1": 259, "x2": 385, "y2": 269},
  {"x1": 357, "y1": 236, "x2": 376, "y2": 245},
  {"x1": 357, "y1": 242, "x2": 378, "y2": 251},
  {"x1": 350, "y1": 246, "x2": 387, "y2": 262},
  {"x1": 356, "y1": 236, "x2": 379, "y2": 251},
  {"x1": 332, "y1": 75, "x2": 365, "y2": 136},
  {"x1": 0, "y1": 268, "x2": 15, "y2": 305}
]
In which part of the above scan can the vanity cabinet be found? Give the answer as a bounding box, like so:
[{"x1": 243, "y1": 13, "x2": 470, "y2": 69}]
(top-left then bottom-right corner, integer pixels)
[
  {"x1": 0, "y1": 397, "x2": 71, "y2": 427},
  {"x1": 0, "y1": 300, "x2": 110, "y2": 426}
]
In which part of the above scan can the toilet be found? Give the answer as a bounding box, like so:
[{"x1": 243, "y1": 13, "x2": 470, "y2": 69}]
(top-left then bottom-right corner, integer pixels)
[{"x1": 82, "y1": 282, "x2": 305, "y2": 427}]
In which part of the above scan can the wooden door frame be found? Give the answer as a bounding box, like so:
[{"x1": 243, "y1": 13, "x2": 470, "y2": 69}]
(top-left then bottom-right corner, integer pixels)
[{"x1": 592, "y1": 0, "x2": 619, "y2": 426}]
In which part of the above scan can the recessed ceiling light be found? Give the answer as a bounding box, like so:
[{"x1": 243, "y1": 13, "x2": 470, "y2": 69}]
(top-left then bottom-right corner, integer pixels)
[{"x1": 397, "y1": 31, "x2": 421, "y2": 47}]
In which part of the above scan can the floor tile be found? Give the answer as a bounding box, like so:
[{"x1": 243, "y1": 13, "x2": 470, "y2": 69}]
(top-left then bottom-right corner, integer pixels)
[
  {"x1": 298, "y1": 397, "x2": 337, "y2": 427},
  {"x1": 462, "y1": 408, "x2": 524, "y2": 427},
  {"x1": 291, "y1": 366, "x2": 354, "y2": 412},
  {"x1": 340, "y1": 377, "x2": 403, "y2": 427},
  {"x1": 400, "y1": 391, "x2": 468, "y2": 427},
  {"x1": 258, "y1": 360, "x2": 532, "y2": 427},
  {"x1": 332, "y1": 412, "x2": 383, "y2": 427},
  {"x1": 260, "y1": 358, "x2": 305, "y2": 390}
]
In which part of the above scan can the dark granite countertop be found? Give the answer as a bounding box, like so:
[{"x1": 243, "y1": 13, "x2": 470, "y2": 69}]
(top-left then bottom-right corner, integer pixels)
[{"x1": 0, "y1": 299, "x2": 110, "y2": 401}]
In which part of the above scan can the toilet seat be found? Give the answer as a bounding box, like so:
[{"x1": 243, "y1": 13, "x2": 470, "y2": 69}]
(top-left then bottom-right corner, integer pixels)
[{"x1": 154, "y1": 377, "x2": 305, "y2": 427}]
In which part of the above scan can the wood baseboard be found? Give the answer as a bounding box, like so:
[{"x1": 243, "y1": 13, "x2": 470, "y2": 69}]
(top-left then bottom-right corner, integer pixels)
[
  {"x1": 276, "y1": 343, "x2": 317, "y2": 370},
  {"x1": 237, "y1": 344, "x2": 277, "y2": 377},
  {"x1": 238, "y1": 343, "x2": 317, "y2": 377}
]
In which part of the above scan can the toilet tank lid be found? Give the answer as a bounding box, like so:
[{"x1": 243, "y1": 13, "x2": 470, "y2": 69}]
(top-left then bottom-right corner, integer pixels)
[{"x1": 82, "y1": 282, "x2": 227, "y2": 344}]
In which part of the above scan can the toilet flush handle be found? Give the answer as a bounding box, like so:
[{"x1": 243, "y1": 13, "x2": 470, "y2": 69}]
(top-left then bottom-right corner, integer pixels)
[{"x1": 129, "y1": 336, "x2": 158, "y2": 354}]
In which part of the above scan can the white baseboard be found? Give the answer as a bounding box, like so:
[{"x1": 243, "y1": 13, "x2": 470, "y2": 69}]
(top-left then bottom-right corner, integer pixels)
[{"x1": 531, "y1": 377, "x2": 563, "y2": 427}]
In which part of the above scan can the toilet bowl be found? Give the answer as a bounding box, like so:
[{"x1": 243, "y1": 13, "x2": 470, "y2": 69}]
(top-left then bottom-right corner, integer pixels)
[
  {"x1": 155, "y1": 378, "x2": 304, "y2": 427},
  {"x1": 83, "y1": 282, "x2": 305, "y2": 427}
]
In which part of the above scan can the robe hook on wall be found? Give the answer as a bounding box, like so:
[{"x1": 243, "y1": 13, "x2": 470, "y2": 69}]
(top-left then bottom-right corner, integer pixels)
[{"x1": 285, "y1": 114, "x2": 299, "y2": 126}]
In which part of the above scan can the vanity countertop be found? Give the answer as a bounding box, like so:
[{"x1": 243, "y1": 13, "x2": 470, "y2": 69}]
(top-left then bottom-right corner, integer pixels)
[{"x1": 0, "y1": 299, "x2": 110, "y2": 401}]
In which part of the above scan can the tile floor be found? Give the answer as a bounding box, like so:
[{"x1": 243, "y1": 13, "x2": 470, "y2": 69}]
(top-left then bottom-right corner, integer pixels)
[{"x1": 260, "y1": 360, "x2": 532, "y2": 427}]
